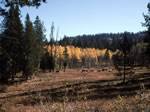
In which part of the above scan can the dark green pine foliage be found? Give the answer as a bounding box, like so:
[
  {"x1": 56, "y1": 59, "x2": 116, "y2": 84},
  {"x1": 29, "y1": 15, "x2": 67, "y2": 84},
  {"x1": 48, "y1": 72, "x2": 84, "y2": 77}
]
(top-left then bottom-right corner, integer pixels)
[
  {"x1": 14, "y1": 5, "x2": 24, "y2": 74},
  {"x1": 48, "y1": 22, "x2": 55, "y2": 72},
  {"x1": 0, "y1": 5, "x2": 24, "y2": 83},
  {"x1": 40, "y1": 22, "x2": 55, "y2": 72},
  {"x1": 112, "y1": 32, "x2": 134, "y2": 83},
  {"x1": 23, "y1": 13, "x2": 37, "y2": 80},
  {"x1": 47, "y1": 52, "x2": 55, "y2": 72},
  {"x1": 0, "y1": 0, "x2": 46, "y2": 16},
  {"x1": 34, "y1": 16, "x2": 45, "y2": 71},
  {"x1": 63, "y1": 46, "x2": 68, "y2": 72},
  {"x1": 142, "y1": 3, "x2": 150, "y2": 65},
  {"x1": 119, "y1": 33, "x2": 133, "y2": 83},
  {"x1": 40, "y1": 49, "x2": 49, "y2": 72}
]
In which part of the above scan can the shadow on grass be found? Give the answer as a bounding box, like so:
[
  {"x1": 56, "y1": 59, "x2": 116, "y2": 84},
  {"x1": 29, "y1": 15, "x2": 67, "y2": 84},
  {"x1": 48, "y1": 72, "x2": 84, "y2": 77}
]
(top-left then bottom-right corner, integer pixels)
[{"x1": 1, "y1": 73, "x2": 150, "y2": 106}]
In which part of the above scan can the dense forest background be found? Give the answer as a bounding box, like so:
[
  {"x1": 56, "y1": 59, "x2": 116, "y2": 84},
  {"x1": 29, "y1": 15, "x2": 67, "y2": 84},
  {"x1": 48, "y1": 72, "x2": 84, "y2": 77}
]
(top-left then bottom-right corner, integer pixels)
[
  {"x1": 60, "y1": 32, "x2": 145, "y2": 51},
  {"x1": 0, "y1": 0, "x2": 150, "y2": 84}
]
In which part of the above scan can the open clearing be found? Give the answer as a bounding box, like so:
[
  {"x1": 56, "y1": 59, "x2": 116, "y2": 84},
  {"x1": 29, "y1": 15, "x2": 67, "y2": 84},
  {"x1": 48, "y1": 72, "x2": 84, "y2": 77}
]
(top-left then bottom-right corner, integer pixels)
[{"x1": 0, "y1": 67, "x2": 150, "y2": 111}]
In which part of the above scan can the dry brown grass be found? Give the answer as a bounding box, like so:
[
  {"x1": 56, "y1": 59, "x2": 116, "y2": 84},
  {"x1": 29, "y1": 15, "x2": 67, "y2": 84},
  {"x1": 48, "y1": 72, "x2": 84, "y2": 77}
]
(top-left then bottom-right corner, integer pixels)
[{"x1": 0, "y1": 67, "x2": 150, "y2": 112}]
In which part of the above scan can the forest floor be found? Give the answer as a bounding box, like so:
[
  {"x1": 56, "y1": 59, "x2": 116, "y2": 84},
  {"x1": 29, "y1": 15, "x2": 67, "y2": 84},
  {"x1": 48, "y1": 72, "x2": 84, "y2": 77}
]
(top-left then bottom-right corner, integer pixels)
[{"x1": 0, "y1": 67, "x2": 150, "y2": 112}]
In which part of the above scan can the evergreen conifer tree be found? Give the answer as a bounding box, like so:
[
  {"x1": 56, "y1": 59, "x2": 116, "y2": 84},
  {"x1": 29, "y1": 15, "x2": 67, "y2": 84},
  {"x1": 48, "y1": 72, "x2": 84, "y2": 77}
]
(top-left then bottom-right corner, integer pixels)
[
  {"x1": 23, "y1": 13, "x2": 37, "y2": 79},
  {"x1": 0, "y1": 0, "x2": 46, "y2": 16},
  {"x1": 48, "y1": 22, "x2": 55, "y2": 72},
  {"x1": 0, "y1": 4, "x2": 24, "y2": 82},
  {"x1": 142, "y1": 3, "x2": 150, "y2": 66},
  {"x1": 34, "y1": 16, "x2": 46, "y2": 70}
]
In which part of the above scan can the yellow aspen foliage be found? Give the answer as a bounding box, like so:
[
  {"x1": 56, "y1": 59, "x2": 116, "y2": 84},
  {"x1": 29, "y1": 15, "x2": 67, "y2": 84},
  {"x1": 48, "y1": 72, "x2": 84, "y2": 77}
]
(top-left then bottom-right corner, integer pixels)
[
  {"x1": 45, "y1": 45, "x2": 117, "y2": 65},
  {"x1": 66, "y1": 46, "x2": 72, "y2": 58},
  {"x1": 74, "y1": 47, "x2": 81, "y2": 60}
]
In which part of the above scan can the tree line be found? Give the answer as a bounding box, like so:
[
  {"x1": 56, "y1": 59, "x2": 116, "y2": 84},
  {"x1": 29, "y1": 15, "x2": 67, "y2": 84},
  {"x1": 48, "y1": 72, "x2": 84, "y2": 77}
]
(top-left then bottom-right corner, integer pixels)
[
  {"x1": 112, "y1": 3, "x2": 150, "y2": 82},
  {"x1": 44, "y1": 45, "x2": 115, "y2": 69},
  {"x1": 59, "y1": 32, "x2": 144, "y2": 51},
  {"x1": 0, "y1": 0, "x2": 150, "y2": 84},
  {"x1": 0, "y1": 4, "x2": 48, "y2": 83},
  {"x1": 57, "y1": 2, "x2": 150, "y2": 83},
  {"x1": 0, "y1": 4, "x2": 115, "y2": 83}
]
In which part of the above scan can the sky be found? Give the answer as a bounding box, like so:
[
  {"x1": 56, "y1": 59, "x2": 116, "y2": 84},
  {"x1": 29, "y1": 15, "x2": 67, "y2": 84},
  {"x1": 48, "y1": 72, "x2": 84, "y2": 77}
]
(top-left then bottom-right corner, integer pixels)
[{"x1": 20, "y1": 0, "x2": 149, "y2": 39}]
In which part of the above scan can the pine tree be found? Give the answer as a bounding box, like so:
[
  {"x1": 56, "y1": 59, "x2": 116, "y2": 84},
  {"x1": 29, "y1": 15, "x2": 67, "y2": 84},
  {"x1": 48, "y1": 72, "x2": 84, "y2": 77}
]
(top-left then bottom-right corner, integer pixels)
[
  {"x1": 23, "y1": 13, "x2": 37, "y2": 80},
  {"x1": 34, "y1": 16, "x2": 46, "y2": 71},
  {"x1": 142, "y1": 3, "x2": 150, "y2": 66},
  {"x1": 48, "y1": 22, "x2": 55, "y2": 72},
  {"x1": 121, "y1": 33, "x2": 132, "y2": 83},
  {"x1": 59, "y1": 37, "x2": 63, "y2": 70},
  {"x1": 40, "y1": 49, "x2": 49, "y2": 72},
  {"x1": 113, "y1": 32, "x2": 134, "y2": 83},
  {"x1": 49, "y1": 22, "x2": 55, "y2": 57},
  {"x1": 14, "y1": 5, "x2": 24, "y2": 74},
  {"x1": 63, "y1": 46, "x2": 68, "y2": 72},
  {"x1": 54, "y1": 27, "x2": 59, "y2": 70},
  {"x1": 0, "y1": 4, "x2": 24, "y2": 82},
  {"x1": 0, "y1": 0, "x2": 46, "y2": 16}
]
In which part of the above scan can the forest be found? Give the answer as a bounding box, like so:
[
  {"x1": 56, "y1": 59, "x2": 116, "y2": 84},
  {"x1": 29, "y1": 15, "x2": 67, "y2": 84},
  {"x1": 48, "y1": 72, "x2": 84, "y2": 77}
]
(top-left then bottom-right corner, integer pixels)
[
  {"x1": 0, "y1": 0, "x2": 150, "y2": 111},
  {"x1": 0, "y1": 2, "x2": 148, "y2": 83}
]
